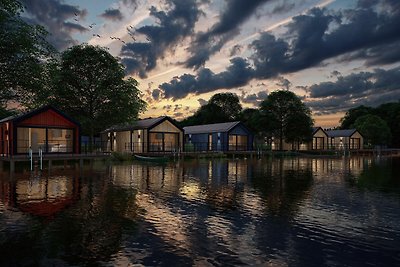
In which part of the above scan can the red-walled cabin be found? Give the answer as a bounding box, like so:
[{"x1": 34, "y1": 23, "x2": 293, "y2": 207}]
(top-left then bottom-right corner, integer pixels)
[{"x1": 0, "y1": 106, "x2": 80, "y2": 156}]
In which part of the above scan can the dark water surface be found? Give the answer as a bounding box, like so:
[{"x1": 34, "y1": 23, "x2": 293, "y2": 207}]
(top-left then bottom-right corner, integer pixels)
[{"x1": 0, "y1": 157, "x2": 399, "y2": 266}]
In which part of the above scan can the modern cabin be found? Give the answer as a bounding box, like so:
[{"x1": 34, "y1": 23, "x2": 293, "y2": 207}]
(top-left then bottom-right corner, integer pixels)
[
  {"x1": 270, "y1": 127, "x2": 328, "y2": 151},
  {"x1": 101, "y1": 116, "x2": 184, "y2": 153},
  {"x1": 0, "y1": 106, "x2": 80, "y2": 156},
  {"x1": 309, "y1": 127, "x2": 329, "y2": 150},
  {"x1": 183, "y1": 121, "x2": 253, "y2": 152},
  {"x1": 325, "y1": 129, "x2": 363, "y2": 150}
]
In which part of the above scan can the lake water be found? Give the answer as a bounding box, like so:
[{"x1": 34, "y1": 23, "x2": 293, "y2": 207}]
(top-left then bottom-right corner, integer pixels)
[{"x1": 0, "y1": 156, "x2": 399, "y2": 266}]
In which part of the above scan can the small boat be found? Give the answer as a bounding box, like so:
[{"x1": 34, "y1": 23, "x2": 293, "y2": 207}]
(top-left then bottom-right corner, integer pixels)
[{"x1": 134, "y1": 154, "x2": 169, "y2": 162}]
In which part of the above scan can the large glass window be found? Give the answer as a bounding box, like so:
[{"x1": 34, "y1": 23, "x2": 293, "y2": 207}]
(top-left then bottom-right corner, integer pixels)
[
  {"x1": 16, "y1": 127, "x2": 73, "y2": 153},
  {"x1": 350, "y1": 138, "x2": 360, "y2": 150},
  {"x1": 229, "y1": 135, "x2": 237, "y2": 150},
  {"x1": 237, "y1": 135, "x2": 247, "y2": 151},
  {"x1": 164, "y1": 133, "x2": 179, "y2": 151},
  {"x1": 48, "y1": 128, "x2": 73, "y2": 152},
  {"x1": 229, "y1": 135, "x2": 248, "y2": 151},
  {"x1": 149, "y1": 132, "x2": 163, "y2": 151},
  {"x1": 17, "y1": 128, "x2": 46, "y2": 153},
  {"x1": 149, "y1": 132, "x2": 179, "y2": 152},
  {"x1": 313, "y1": 137, "x2": 325, "y2": 150}
]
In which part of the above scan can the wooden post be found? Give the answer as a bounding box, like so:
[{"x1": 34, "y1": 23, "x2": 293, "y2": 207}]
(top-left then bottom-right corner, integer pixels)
[
  {"x1": 79, "y1": 158, "x2": 84, "y2": 169},
  {"x1": 0, "y1": 160, "x2": 3, "y2": 171}
]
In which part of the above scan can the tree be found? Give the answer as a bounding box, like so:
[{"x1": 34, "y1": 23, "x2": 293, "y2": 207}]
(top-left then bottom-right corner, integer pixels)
[
  {"x1": 0, "y1": 104, "x2": 17, "y2": 119},
  {"x1": 354, "y1": 114, "x2": 391, "y2": 146},
  {"x1": 340, "y1": 105, "x2": 374, "y2": 129},
  {"x1": 208, "y1": 93, "x2": 242, "y2": 121},
  {"x1": 48, "y1": 44, "x2": 146, "y2": 143},
  {"x1": 180, "y1": 103, "x2": 227, "y2": 127},
  {"x1": 0, "y1": 0, "x2": 54, "y2": 106},
  {"x1": 180, "y1": 92, "x2": 242, "y2": 127},
  {"x1": 260, "y1": 90, "x2": 313, "y2": 150},
  {"x1": 374, "y1": 102, "x2": 400, "y2": 148}
]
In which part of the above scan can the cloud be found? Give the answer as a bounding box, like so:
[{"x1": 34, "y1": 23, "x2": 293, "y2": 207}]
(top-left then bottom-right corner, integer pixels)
[
  {"x1": 159, "y1": 57, "x2": 254, "y2": 100},
  {"x1": 185, "y1": 0, "x2": 272, "y2": 69},
  {"x1": 276, "y1": 77, "x2": 292, "y2": 90},
  {"x1": 160, "y1": 3, "x2": 400, "y2": 100},
  {"x1": 152, "y1": 89, "x2": 162, "y2": 101},
  {"x1": 100, "y1": 8, "x2": 124, "y2": 21},
  {"x1": 270, "y1": 0, "x2": 296, "y2": 14},
  {"x1": 306, "y1": 67, "x2": 400, "y2": 114},
  {"x1": 240, "y1": 90, "x2": 268, "y2": 106},
  {"x1": 229, "y1": 44, "x2": 242, "y2": 56},
  {"x1": 62, "y1": 22, "x2": 88, "y2": 33},
  {"x1": 21, "y1": 0, "x2": 88, "y2": 50},
  {"x1": 120, "y1": 0, "x2": 202, "y2": 78}
]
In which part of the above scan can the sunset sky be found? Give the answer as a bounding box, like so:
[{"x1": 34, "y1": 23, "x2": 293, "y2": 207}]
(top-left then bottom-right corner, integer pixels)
[{"x1": 21, "y1": 0, "x2": 400, "y2": 127}]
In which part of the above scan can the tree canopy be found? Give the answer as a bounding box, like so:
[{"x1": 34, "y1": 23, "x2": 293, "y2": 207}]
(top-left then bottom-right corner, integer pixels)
[
  {"x1": 180, "y1": 92, "x2": 242, "y2": 127},
  {"x1": 340, "y1": 105, "x2": 374, "y2": 129},
  {"x1": 340, "y1": 102, "x2": 400, "y2": 147},
  {"x1": 0, "y1": 0, "x2": 54, "y2": 106},
  {"x1": 47, "y1": 44, "x2": 146, "y2": 139},
  {"x1": 354, "y1": 114, "x2": 391, "y2": 146},
  {"x1": 260, "y1": 90, "x2": 313, "y2": 150},
  {"x1": 208, "y1": 93, "x2": 242, "y2": 120}
]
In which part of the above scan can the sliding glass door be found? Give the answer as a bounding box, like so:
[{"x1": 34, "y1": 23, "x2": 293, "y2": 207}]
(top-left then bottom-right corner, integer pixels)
[{"x1": 16, "y1": 127, "x2": 74, "y2": 154}]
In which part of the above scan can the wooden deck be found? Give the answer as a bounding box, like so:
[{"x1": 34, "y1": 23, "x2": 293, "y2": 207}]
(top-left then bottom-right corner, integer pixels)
[{"x1": 0, "y1": 153, "x2": 111, "y2": 172}]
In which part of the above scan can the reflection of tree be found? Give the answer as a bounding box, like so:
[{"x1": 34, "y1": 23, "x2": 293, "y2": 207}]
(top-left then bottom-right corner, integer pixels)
[
  {"x1": 42, "y1": 177, "x2": 139, "y2": 265},
  {"x1": 348, "y1": 158, "x2": 400, "y2": 193},
  {"x1": 251, "y1": 158, "x2": 314, "y2": 216},
  {"x1": 0, "y1": 170, "x2": 139, "y2": 266}
]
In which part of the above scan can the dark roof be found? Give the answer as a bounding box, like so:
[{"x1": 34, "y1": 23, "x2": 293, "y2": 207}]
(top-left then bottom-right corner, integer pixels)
[
  {"x1": 0, "y1": 105, "x2": 80, "y2": 126},
  {"x1": 326, "y1": 129, "x2": 357, "y2": 137},
  {"x1": 312, "y1": 127, "x2": 327, "y2": 135},
  {"x1": 102, "y1": 116, "x2": 181, "y2": 133},
  {"x1": 0, "y1": 114, "x2": 18, "y2": 123},
  {"x1": 184, "y1": 121, "x2": 241, "y2": 134}
]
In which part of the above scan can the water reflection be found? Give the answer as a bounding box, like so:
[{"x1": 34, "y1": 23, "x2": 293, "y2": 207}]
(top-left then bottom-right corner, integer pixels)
[{"x1": 0, "y1": 157, "x2": 399, "y2": 266}]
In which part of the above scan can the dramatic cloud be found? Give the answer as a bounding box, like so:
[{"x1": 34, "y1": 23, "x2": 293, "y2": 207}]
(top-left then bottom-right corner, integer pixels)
[
  {"x1": 21, "y1": 0, "x2": 88, "y2": 50},
  {"x1": 100, "y1": 8, "x2": 123, "y2": 21},
  {"x1": 185, "y1": 0, "x2": 271, "y2": 69},
  {"x1": 252, "y1": 1, "x2": 400, "y2": 76},
  {"x1": 160, "y1": 1, "x2": 400, "y2": 100},
  {"x1": 160, "y1": 57, "x2": 254, "y2": 100},
  {"x1": 120, "y1": 0, "x2": 202, "y2": 78},
  {"x1": 306, "y1": 67, "x2": 400, "y2": 114}
]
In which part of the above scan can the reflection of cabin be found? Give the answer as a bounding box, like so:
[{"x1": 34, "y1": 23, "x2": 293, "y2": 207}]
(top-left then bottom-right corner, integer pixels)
[
  {"x1": 183, "y1": 122, "x2": 253, "y2": 152},
  {"x1": 325, "y1": 129, "x2": 363, "y2": 150},
  {"x1": 0, "y1": 175, "x2": 80, "y2": 218},
  {"x1": 0, "y1": 105, "x2": 80, "y2": 156},
  {"x1": 101, "y1": 116, "x2": 184, "y2": 153}
]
